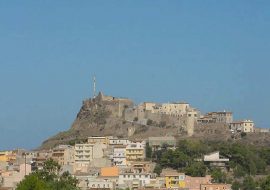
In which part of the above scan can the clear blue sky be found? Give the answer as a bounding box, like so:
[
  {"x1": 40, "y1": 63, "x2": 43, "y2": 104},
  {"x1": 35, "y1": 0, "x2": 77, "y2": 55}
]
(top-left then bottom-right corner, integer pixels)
[{"x1": 0, "y1": 1, "x2": 270, "y2": 150}]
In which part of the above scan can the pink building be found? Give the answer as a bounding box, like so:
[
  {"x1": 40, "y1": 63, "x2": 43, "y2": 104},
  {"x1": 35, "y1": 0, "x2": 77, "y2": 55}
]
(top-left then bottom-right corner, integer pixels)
[{"x1": 185, "y1": 175, "x2": 212, "y2": 190}]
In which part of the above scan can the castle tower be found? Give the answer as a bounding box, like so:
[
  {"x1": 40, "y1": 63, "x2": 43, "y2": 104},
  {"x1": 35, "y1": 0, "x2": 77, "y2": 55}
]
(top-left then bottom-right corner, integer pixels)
[{"x1": 186, "y1": 110, "x2": 198, "y2": 136}]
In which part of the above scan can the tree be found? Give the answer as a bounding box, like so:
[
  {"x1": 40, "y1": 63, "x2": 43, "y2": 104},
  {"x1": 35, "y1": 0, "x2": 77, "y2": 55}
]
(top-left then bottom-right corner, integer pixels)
[
  {"x1": 185, "y1": 162, "x2": 207, "y2": 177},
  {"x1": 242, "y1": 176, "x2": 256, "y2": 190},
  {"x1": 260, "y1": 175, "x2": 270, "y2": 190},
  {"x1": 233, "y1": 164, "x2": 246, "y2": 178},
  {"x1": 16, "y1": 174, "x2": 49, "y2": 190},
  {"x1": 16, "y1": 159, "x2": 78, "y2": 190},
  {"x1": 210, "y1": 168, "x2": 227, "y2": 183},
  {"x1": 145, "y1": 142, "x2": 152, "y2": 159},
  {"x1": 171, "y1": 150, "x2": 190, "y2": 170},
  {"x1": 153, "y1": 164, "x2": 162, "y2": 176},
  {"x1": 231, "y1": 181, "x2": 241, "y2": 190},
  {"x1": 37, "y1": 158, "x2": 60, "y2": 182}
]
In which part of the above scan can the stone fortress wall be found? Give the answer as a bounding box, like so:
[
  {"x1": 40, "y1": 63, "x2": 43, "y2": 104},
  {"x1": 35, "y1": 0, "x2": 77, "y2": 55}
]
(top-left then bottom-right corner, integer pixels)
[{"x1": 81, "y1": 92, "x2": 199, "y2": 135}]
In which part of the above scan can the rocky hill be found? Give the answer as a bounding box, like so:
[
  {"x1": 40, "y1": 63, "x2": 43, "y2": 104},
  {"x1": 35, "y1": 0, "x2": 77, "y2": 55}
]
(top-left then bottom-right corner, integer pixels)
[{"x1": 40, "y1": 92, "x2": 270, "y2": 149}]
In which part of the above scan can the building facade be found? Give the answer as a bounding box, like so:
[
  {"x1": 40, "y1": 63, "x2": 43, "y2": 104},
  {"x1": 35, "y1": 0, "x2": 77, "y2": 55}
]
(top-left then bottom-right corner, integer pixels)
[
  {"x1": 113, "y1": 146, "x2": 126, "y2": 166},
  {"x1": 126, "y1": 141, "x2": 145, "y2": 163},
  {"x1": 52, "y1": 145, "x2": 74, "y2": 166},
  {"x1": 198, "y1": 112, "x2": 233, "y2": 124},
  {"x1": 200, "y1": 184, "x2": 232, "y2": 190},
  {"x1": 74, "y1": 143, "x2": 94, "y2": 169},
  {"x1": 230, "y1": 120, "x2": 254, "y2": 133},
  {"x1": 88, "y1": 136, "x2": 111, "y2": 145},
  {"x1": 118, "y1": 173, "x2": 151, "y2": 189}
]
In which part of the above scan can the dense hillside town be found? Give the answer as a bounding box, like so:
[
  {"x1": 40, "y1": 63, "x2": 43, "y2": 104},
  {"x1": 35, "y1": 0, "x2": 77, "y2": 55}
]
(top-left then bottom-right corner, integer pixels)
[{"x1": 1, "y1": 93, "x2": 270, "y2": 190}]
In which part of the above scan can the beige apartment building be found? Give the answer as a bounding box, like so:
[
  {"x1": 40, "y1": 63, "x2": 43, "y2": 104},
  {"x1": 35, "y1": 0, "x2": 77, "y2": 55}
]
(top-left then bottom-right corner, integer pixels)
[
  {"x1": 52, "y1": 145, "x2": 74, "y2": 166},
  {"x1": 74, "y1": 142, "x2": 109, "y2": 171},
  {"x1": 126, "y1": 141, "x2": 145, "y2": 163},
  {"x1": 1, "y1": 163, "x2": 31, "y2": 189},
  {"x1": 139, "y1": 102, "x2": 190, "y2": 116},
  {"x1": 143, "y1": 102, "x2": 157, "y2": 112},
  {"x1": 230, "y1": 120, "x2": 254, "y2": 133},
  {"x1": 88, "y1": 136, "x2": 111, "y2": 145},
  {"x1": 157, "y1": 102, "x2": 190, "y2": 116},
  {"x1": 198, "y1": 111, "x2": 233, "y2": 124},
  {"x1": 148, "y1": 136, "x2": 176, "y2": 149},
  {"x1": 74, "y1": 143, "x2": 94, "y2": 170}
]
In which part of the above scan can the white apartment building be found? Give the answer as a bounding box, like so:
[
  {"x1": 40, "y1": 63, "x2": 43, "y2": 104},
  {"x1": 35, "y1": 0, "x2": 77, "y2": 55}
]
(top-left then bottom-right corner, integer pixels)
[
  {"x1": 118, "y1": 173, "x2": 151, "y2": 189},
  {"x1": 87, "y1": 179, "x2": 114, "y2": 189},
  {"x1": 113, "y1": 146, "x2": 127, "y2": 166},
  {"x1": 109, "y1": 138, "x2": 130, "y2": 146}
]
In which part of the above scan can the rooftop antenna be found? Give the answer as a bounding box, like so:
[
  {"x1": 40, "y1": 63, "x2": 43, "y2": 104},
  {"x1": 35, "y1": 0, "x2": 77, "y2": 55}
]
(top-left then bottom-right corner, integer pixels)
[{"x1": 93, "y1": 75, "x2": 96, "y2": 98}]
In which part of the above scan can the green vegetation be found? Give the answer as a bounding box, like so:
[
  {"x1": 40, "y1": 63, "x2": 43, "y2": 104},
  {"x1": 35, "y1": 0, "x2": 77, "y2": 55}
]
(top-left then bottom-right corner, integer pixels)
[
  {"x1": 150, "y1": 139, "x2": 270, "y2": 189},
  {"x1": 210, "y1": 168, "x2": 227, "y2": 183},
  {"x1": 260, "y1": 176, "x2": 270, "y2": 190},
  {"x1": 16, "y1": 159, "x2": 79, "y2": 190},
  {"x1": 145, "y1": 142, "x2": 152, "y2": 159},
  {"x1": 153, "y1": 164, "x2": 162, "y2": 176}
]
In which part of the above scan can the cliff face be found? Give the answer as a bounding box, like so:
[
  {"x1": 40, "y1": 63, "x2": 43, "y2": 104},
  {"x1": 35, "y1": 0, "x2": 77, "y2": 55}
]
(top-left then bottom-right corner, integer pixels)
[
  {"x1": 40, "y1": 92, "x2": 190, "y2": 149},
  {"x1": 71, "y1": 92, "x2": 134, "y2": 130}
]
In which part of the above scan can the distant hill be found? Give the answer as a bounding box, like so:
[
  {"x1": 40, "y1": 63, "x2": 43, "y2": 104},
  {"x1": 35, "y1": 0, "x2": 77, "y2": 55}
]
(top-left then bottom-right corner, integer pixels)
[{"x1": 40, "y1": 92, "x2": 270, "y2": 149}]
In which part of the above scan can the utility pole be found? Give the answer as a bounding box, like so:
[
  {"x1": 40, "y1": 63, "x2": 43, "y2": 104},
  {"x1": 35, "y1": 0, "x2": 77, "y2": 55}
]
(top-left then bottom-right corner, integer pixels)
[{"x1": 93, "y1": 76, "x2": 96, "y2": 98}]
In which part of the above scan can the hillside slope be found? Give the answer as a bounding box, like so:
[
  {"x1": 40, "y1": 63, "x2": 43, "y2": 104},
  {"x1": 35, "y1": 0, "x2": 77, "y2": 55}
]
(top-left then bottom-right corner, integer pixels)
[{"x1": 40, "y1": 93, "x2": 270, "y2": 149}]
